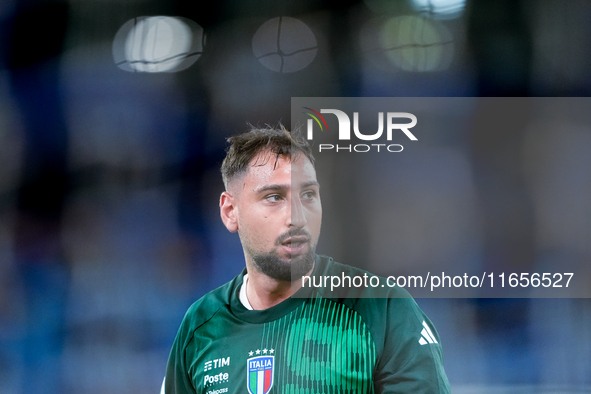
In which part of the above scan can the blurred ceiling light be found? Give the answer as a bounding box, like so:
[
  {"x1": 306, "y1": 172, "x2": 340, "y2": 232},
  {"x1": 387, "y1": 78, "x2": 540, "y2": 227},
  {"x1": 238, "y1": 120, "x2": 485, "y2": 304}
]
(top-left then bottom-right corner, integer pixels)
[
  {"x1": 378, "y1": 15, "x2": 454, "y2": 72},
  {"x1": 410, "y1": 0, "x2": 465, "y2": 19},
  {"x1": 113, "y1": 16, "x2": 204, "y2": 73},
  {"x1": 252, "y1": 16, "x2": 317, "y2": 73}
]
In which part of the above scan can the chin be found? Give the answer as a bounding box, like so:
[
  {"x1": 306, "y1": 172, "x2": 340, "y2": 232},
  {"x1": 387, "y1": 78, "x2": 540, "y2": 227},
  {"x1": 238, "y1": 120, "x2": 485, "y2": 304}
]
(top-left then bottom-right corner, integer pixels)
[{"x1": 253, "y1": 249, "x2": 315, "y2": 282}]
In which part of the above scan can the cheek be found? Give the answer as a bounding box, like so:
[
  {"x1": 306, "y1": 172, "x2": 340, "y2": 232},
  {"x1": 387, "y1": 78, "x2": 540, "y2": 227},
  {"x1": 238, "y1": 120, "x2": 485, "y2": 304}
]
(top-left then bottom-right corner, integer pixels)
[
  {"x1": 239, "y1": 212, "x2": 276, "y2": 241},
  {"x1": 307, "y1": 204, "x2": 323, "y2": 230}
]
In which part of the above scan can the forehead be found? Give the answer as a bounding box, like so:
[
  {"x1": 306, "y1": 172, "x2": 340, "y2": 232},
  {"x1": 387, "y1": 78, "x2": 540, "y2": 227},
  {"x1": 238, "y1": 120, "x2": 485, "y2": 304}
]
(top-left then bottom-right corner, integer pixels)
[{"x1": 243, "y1": 151, "x2": 317, "y2": 187}]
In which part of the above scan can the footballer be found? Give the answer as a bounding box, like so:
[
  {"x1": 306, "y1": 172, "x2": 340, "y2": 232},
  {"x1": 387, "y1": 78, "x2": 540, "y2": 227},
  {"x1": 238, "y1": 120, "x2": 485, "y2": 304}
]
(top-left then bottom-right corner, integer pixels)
[{"x1": 162, "y1": 126, "x2": 450, "y2": 393}]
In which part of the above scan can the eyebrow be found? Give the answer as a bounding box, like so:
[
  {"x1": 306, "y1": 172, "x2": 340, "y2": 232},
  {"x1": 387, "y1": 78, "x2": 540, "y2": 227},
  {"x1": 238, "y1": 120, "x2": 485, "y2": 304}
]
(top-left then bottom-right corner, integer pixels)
[
  {"x1": 254, "y1": 184, "x2": 289, "y2": 194},
  {"x1": 254, "y1": 181, "x2": 320, "y2": 194},
  {"x1": 301, "y1": 181, "x2": 320, "y2": 189}
]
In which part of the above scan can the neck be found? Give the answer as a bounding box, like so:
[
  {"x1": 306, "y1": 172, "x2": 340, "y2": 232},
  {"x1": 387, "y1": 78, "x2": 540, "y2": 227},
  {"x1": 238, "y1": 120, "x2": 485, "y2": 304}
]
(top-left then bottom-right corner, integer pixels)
[{"x1": 245, "y1": 266, "x2": 312, "y2": 310}]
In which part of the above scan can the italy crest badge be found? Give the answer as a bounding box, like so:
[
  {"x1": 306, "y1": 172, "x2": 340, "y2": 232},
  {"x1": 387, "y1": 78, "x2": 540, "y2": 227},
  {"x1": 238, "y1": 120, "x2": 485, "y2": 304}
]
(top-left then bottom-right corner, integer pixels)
[{"x1": 247, "y1": 355, "x2": 274, "y2": 394}]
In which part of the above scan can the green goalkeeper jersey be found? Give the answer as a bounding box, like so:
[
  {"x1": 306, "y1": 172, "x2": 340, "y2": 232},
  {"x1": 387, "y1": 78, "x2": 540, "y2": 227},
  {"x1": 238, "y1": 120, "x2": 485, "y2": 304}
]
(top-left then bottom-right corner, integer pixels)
[{"x1": 163, "y1": 255, "x2": 450, "y2": 394}]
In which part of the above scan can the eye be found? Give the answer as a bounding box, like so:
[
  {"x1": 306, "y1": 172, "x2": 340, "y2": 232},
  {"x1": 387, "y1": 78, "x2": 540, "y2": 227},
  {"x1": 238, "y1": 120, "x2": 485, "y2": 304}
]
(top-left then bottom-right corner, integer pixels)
[
  {"x1": 265, "y1": 194, "x2": 282, "y2": 203},
  {"x1": 302, "y1": 190, "x2": 317, "y2": 200}
]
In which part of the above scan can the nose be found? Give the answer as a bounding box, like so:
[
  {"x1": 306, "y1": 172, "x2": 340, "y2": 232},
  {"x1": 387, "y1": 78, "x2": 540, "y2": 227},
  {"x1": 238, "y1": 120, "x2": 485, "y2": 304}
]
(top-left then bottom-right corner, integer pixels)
[{"x1": 288, "y1": 196, "x2": 307, "y2": 228}]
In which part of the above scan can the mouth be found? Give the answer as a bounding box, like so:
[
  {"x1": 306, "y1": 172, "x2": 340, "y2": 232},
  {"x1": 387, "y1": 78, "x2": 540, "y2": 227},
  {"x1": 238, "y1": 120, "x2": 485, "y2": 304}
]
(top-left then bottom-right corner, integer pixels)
[{"x1": 281, "y1": 236, "x2": 309, "y2": 256}]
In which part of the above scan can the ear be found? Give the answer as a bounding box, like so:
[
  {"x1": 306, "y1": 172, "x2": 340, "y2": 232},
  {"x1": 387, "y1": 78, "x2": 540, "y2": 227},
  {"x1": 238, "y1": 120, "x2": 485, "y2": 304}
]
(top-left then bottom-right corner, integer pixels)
[{"x1": 220, "y1": 191, "x2": 238, "y2": 233}]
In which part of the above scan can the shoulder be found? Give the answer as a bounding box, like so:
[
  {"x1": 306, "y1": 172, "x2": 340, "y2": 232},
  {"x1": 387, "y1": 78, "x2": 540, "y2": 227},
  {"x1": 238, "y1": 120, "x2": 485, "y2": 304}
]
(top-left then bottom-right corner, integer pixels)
[
  {"x1": 176, "y1": 274, "x2": 241, "y2": 342},
  {"x1": 312, "y1": 256, "x2": 450, "y2": 392},
  {"x1": 312, "y1": 255, "x2": 432, "y2": 345}
]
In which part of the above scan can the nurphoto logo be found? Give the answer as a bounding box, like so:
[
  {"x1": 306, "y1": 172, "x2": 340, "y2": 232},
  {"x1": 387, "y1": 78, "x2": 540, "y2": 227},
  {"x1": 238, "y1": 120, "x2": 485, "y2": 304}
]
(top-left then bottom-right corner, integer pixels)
[{"x1": 302, "y1": 107, "x2": 417, "y2": 153}]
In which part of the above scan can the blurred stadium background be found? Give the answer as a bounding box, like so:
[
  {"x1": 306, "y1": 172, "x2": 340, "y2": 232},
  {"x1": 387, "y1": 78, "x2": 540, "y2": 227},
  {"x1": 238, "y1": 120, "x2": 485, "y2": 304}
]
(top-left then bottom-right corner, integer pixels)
[{"x1": 0, "y1": 0, "x2": 590, "y2": 392}]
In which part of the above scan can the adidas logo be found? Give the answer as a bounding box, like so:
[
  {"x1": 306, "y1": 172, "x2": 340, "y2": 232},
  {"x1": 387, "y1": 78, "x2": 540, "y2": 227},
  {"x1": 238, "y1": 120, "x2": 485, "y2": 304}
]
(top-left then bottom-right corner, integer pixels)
[{"x1": 418, "y1": 320, "x2": 438, "y2": 345}]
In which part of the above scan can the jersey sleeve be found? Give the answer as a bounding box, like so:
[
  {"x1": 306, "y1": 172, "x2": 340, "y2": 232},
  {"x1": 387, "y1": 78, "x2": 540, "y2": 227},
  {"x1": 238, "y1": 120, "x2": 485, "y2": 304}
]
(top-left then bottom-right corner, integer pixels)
[
  {"x1": 163, "y1": 315, "x2": 197, "y2": 394},
  {"x1": 373, "y1": 297, "x2": 451, "y2": 394}
]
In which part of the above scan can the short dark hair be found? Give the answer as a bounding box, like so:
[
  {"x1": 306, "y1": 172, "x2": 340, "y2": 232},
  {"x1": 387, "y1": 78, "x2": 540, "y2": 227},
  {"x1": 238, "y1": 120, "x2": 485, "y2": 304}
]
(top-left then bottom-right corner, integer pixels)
[{"x1": 221, "y1": 124, "x2": 315, "y2": 189}]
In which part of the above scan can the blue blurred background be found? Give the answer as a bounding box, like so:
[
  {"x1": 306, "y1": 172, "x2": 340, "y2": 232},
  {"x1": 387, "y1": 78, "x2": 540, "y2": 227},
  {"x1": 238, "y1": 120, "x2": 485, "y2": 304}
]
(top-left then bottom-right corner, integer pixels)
[{"x1": 0, "y1": 0, "x2": 590, "y2": 392}]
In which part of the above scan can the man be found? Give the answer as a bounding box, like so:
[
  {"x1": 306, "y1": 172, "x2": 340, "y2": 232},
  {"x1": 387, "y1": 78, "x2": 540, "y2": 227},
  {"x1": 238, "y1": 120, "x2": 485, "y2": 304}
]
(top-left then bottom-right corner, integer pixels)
[{"x1": 162, "y1": 126, "x2": 450, "y2": 393}]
